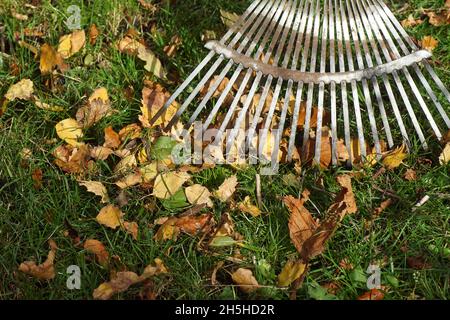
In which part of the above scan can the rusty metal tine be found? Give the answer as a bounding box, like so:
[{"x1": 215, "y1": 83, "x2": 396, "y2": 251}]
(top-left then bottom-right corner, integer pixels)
[
  {"x1": 371, "y1": 0, "x2": 450, "y2": 129},
  {"x1": 348, "y1": 0, "x2": 394, "y2": 148},
  {"x1": 181, "y1": 0, "x2": 282, "y2": 131},
  {"x1": 356, "y1": 0, "x2": 428, "y2": 149},
  {"x1": 362, "y1": 0, "x2": 442, "y2": 141},
  {"x1": 374, "y1": 0, "x2": 450, "y2": 111}
]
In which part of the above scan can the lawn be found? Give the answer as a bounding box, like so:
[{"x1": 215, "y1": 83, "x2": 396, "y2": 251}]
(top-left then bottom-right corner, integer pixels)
[{"x1": 0, "y1": 0, "x2": 449, "y2": 300}]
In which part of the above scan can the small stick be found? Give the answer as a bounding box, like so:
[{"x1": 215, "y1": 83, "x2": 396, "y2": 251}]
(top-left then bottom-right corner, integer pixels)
[{"x1": 255, "y1": 174, "x2": 262, "y2": 208}]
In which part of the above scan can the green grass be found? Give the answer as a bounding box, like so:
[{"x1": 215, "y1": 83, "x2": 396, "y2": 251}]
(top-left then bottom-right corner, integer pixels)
[{"x1": 0, "y1": 0, "x2": 449, "y2": 300}]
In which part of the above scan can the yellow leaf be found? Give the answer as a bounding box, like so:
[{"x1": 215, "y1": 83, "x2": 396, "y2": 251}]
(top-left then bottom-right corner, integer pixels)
[
  {"x1": 139, "y1": 82, "x2": 178, "y2": 128},
  {"x1": 39, "y1": 43, "x2": 67, "y2": 74},
  {"x1": 142, "y1": 258, "x2": 168, "y2": 276},
  {"x1": 137, "y1": 46, "x2": 166, "y2": 78},
  {"x1": 115, "y1": 171, "x2": 142, "y2": 189},
  {"x1": 123, "y1": 221, "x2": 139, "y2": 240},
  {"x1": 58, "y1": 30, "x2": 86, "y2": 58},
  {"x1": 79, "y1": 181, "x2": 109, "y2": 203},
  {"x1": 55, "y1": 118, "x2": 83, "y2": 147},
  {"x1": 103, "y1": 126, "x2": 121, "y2": 149},
  {"x1": 185, "y1": 184, "x2": 213, "y2": 207},
  {"x1": 278, "y1": 260, "x2": 307, "y2": 287},
  {"x1": 117, "y1": 36, "x2": 145, "y2": 55},
  {"x1": 237, "y1": 195, "x2": 261, "y2": 217},
  {"x1": 18, "y1": 240, "x2": 57, "y2": 280},
  {"x1": 439, "y1": 142, "x2": 450, "y2": 165},
  {"x1": 96, "y1": 204, "x2": 124, "y2": 229},
  {"x1": 214, "y1": 175, "x2": 238, "y2": 202},
  {"x1": 141, "y1": 162, "x2": 158, "y2": 182},
  {"x1": 114, "y1": 154, "x2": 137, "y2": 173},
  {"x1": 401, "y1": 15, "x2": 423, "y2": 28},
  {"x1": 5, "y1": 79, "x2": 34, "y2": 101},
  {"x1": 35, "y1": 100, "x2": 64, "y2": 112},
  {"x1": 93, "y1": 271, "x2": 140, "y2": 300},
  {"x1": 90, "y1": 146, "x2": 113, "y2": 161},
  {"x1": 420, "y1": 35, "x2": 439, "y2": 52},
  {"x1": 382, "y1": 144, "x2": 408, "y2": 170},
  {"x1": 220, "y1": 9, "x2": 239, "y2": 28},
  {"x1": 153, "y1": 171, "x2": 191, "y2": 199},
  {"x1": 231, "y1": 268, "x2": 259, "y2": 293}
]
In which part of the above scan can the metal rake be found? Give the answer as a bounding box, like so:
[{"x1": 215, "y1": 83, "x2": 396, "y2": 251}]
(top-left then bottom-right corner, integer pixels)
[{"x1": 150, "y1": 0, "x2": 450, "y2": 166}]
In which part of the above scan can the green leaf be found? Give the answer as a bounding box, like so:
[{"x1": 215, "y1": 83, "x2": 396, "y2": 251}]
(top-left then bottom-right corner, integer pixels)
[
  {"x1": 349, "y1": 267, "x2": 367, "y2": 283},
  {"x1": 385, "y1": 274, "x2": 399, "y2": 288},
  {"x1": 307, "y1": 282, "x2": 338, "y2": 300},
  {"x1": 161, "y1": 188, "x2": 189, "y2": 210},
  {"x1": 151, "y1": 136, "x2": 177, "y2": 160},
  {"x1": 209, "y1": 236, "x2": 237, "y2": 247}
]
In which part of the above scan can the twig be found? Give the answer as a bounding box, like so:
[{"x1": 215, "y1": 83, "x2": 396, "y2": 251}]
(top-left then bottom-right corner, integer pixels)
[{"x1": 255, "y1": 173, "x2": 262, "y2": 208}]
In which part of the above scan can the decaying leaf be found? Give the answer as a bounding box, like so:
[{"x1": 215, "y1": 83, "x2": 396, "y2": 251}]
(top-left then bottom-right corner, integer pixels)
[
  {"x1": 137, "y1": 46, "x2": 166, "y2": 78},
  {"x1": 401, "y1": 15, "x2": 423, "y2": 28},
  {"x1": 152, "y1": 171, "x2": 191, "y2": 199},
  {"x1": 18, "y1": 240, "x2": 57, "y2": 280},
  {"x1": 39, "y1": 43, "x2": 67, "y2": 74},
  {"x1": 185, "y1": 184, "x2": 213, "y2": 207},
  {"x1": 114, "y1": 154, "x2": 137, "y2": 173},
  {"x1": 357, "y1": 288, "x2": 385, "y2": 300},
  {"x1": 115, "y1": 171, "x2": 142, "y2": 189},
  {"x1": 231, "y1": 268, "x2": 259, "y2": 293},
  {"x1": 372, "y1": 198, "x2": 393, "y2": 218},
  {"x1": 237, "y1": 196, "x2": 261, "y2": 217},
  {"x1": 96, "y1": 204, "x2": 124, "y2": 229},
  {"x1": 220, "y1": 9, "x2": 239, "y2": 28},
  {"x1": 84, "y1": 239, "x2": 109, "y2": 267},
  {"x1": 89, "y1": 24, "x2": 99, "y2": 45},
  {"x1": 58, "y1": 30, "x2": 86, "y2": 58},
  {"x1": 424, "y1": 9, "x2": 450, "y2": 27},
  {"x1": 55, "y1": 118, "x2": 83, "y2": 147},
  {"x1": 76, "y1": 87, "x2": 112, "y2": 128},
  {"x1": 382, "y1": 144, "x2": 408, "y2": 170},
  {"x1": 103, "y1": 126, "x2": 121, "y2": 149},
  {"x1": 277, "y1": 259, "x2": 307, "y2": 287},
  {"x1": 420, "y1": 35, "x2": 439, "y2": 52},
  {"x1": 404, "y1": 168, "x2": 417, "y2": 181},
  {"x1": 214, "y1": 175, "x2": 238, "y2": 202},
  {"x1": 117, "y1": 36, "x2": 145, "y2": 55},
  {"x1": 79, "y1": 181, "x2": 109, "y2": 203},
  {"x1": 327, "y1": 174, "x2": 358, "y2": 219},
  {"x1": 5, "y1": 79, "x2": 34, "y2": 101},
  {"x1": 34, "y1": 100, "x2": 64, "y2": 112},
  {"x1": 53, "y1": 144, "x2": 91, "y2": 174},
  {"x1": 123, "y1": 221, "x2": 139, "y2": 240},
  {"x1": 163, "y1": 35, "x2": 182, "y2": 58},
  {"x1": 90, "y1": 146, "x2": 113, "y2": 161}
]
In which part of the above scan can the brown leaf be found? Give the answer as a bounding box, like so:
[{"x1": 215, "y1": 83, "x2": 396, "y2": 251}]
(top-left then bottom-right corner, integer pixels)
[
  {"x1": 76, "y1": 87, "x2": 112, "y2": 128},
  {"x1": 89, "y1": 24, "x2": 99, "y2": 45},
  {"x1": 118, "y1": 123, "x2": 142, "y2": 141},
  {"x1": 357, "y1": 289, "x2": 385, "y2": 300},
  {"x1": 327, "y1": 174, "x2": 358, "y2": 219},
  {"x1": 424, "y1": 10, "x2": 450, "y2": 27},
  {"x1": 39, "y1": 43, "x2": 67, "y2": 74},
  {"x1": 103, "y1": 126, "x2": 121, "y2": 149},
  {"x1": 237, "y1": 196, "x2": 261, "y2": 217},
  {"x1": 123, "y1": 221, "x2": 139, "y2": 240},
  {"x1": 31, "y1": 168, "x2": 43, "y2": 189},
  {"x1": 139, "y1": 82, "x2": 178, "y2": 128},
  {"x1": 163, "y1": 35, "x2": 182, "y2": 58},
  {"x1": 84, "y1": 239, "x2": 109, "y2": 267},
  {"x1": 18, "y1": 240, "x2": 57, "y2": 280},
  {"x1": 90, "y1": 146, "x2": 113, "y2": 161},
  {"x1": 277, "y1": 259, "x2": 307, "y2": 287},
  {"x1": 78, "y1": 180, "x2": 109, "y2": 203},
  {"x1": 53, "y1": 144, "x2": 91, "y2": 174},
  {"x1": 231, "y1": 268, "x2": 259, "y2": 293},
  {"x1": 174, "y1": 213, "x2": 213, "y2": 235},
  {"x1": 373, "y1": 198, "x2": 393, "y2": 218},
  {"x1": 404, "y1": 169, "x2": 417, "y2": 181},
  {"x1": 420, "y1": 35, "x2": 439, "y2": 52},
  {"x1": 401, "y1": 15, "x2": 423, "y2": 28},
  {"x1": 93, "y1": 271, "x2": 141, "y2": 300}
]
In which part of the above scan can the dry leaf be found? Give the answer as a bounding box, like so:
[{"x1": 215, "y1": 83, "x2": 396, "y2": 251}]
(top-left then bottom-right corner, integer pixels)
[
  {"x1": 34, "y1": 100, "x2": 64, "y2": 112},
  {"x1": 79, "y1": 181, "x2": 109, "y2": 203},
  {"x1": 76, "y1": 87, "x2": 112, "y2": 128},
  {"x1": 58, "y1": 30, "x2": 86, "y2": 58},
  {"x1": 404, "y1": 169, "x2": 417, "y2": 181},
  {"x1": 214, "y1": 175, "x2": 238, "y2": 202},
  {"x1": 117, "y1": 36, "x2": 145, "y2": 55},
  {"x1": 406, "y1": 256, "x2": 432, "y2": 270},
  {"x1": 231, "y1": 268, "x2": 259, "y2": 293},
  {"x1": 174, "y1": 213, "x2": 212, "y2": 235},
  {"x1": 420, "y1": 35, "x2": 439, "y2": 52},
  {"x1": 123, "y1": 221, "x2": 138, "y2": 240},
  {"x1": 154, "y1": 219, "x2": 180, "y2": 241},
  {"x1": 401, "y1": 15, "x2": 423, "y2": 28},
  {"x1": 328, "y1": 174, "x2": 358, "y2": 219},
  {"x1": 237, "y1": 196, "x2": 261, "y2": 217},
  {"x1": 382, "y1": 144, "x2": 408, "y2": 170},
  {"x1": 39, "y1": 43, "x2": 67, "y2": 74},
  {"x1": 84, "y1": 239, "x2": 109, "y2": 267},
  {"x1": 185, "y1": 184, "x2": 213, "y2": 207},
  {"x1": 139, "y1": 82, "x2": 178, "y2": 128},
  {"x1": 96, "y1": 204, "x2": 124, "y2": 229},
  {"x1": 53, "y1": 144, "x2": 91, "y2": 174},
  {"x1": 137, "y1": 46, "x2": 166, "y2": 78},
  {"x1": 141, "y1": 162, "x2": 158, "y2": 182},
  {"x1": 115, "y1": 171, "x2": 142, "y2": 189},
  {"x1": 220, "y1": 9, "x2": 239, "y2": 28},
  {"x1": 163, "y1": 35, "x2": 182, "y2": 58},
  {"x1": 18, "y1": 240, "x2": 57, "y2": 280},
  {"x1": 439, "y1": 142, "x2": 450, "y2": 165},
  {"x1": 93, "y1": 271, "x2": 141, "y2": 300},
  {"x1": 103, "y1": 126, "x2": 121, "y2": 149},
  {"x1": 357, "y1": 289, "x2": 385, "y2": 300},
  {"x1": 55, "y1": 118, "x2": 83, "y2": 147},
  {"x1": 424, "y1": 9, "x2": 450, "y2": 27},
  {"x1": 373, "y1": 198, "x2": 393, "y2": 218},
  {"x1": 277, "y1": 259, "x2": 307, "y2": 287},
  {"x1": 152, "y1": 171, "x2": 191, "y2": 199},
  {"x1": 90, "y1": 146, "x2": 113, "y2": 161},
  {"x1": 114, "y1": 154, "x2": 137, "y2": 173},
  {"x1": 118, "y1": 123, "x2": 142, "y2": 141},
  {"x1": 5, "y1": 79, "x2": 34, "y2": 101},
  {"x1": 142, "y1": 258, "x2": 168, "y2": 277},
  {"x1": 31, "y1": 168, "x2": 43, "y2": 189},
  {"x1": 89, "y1": 24, "x2": 99, "y2": 45}
]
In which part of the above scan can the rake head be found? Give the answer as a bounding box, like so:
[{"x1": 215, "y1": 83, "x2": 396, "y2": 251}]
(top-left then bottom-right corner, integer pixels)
[{"x1": 150, "y1": 0, "x2": 450, "y2": 168}]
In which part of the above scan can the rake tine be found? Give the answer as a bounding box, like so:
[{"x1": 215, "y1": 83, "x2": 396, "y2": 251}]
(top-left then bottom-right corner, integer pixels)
[
  {"x1": 300, "y1": 0, "x2": 322, "y2": 160},
  {"x1": 371, "y1": 0, "x2": 450, "y2": 129},
  {"x1": 181, "y1": 0, "x2": 282, "y2": 131},
  {"x1": 286, "y1": 0, "x2": 317, "y2": 161},
  {"x1": 329, "y1": 0, "x2": 338, "y2": 165},
  {"x1": 348, "y1": 0, "x2": 394, "y2": 149},
  {"x1": 333, "y1": 0, "x2": 353, "y2": 163},
  {"x1": 340, "y1": 0, "x2": 367, "y2": 158},
  {"x1": 270, "y1": 0, "x2": 309, "y2": 165},
  {"x1": 148, "y1": 0, "x2": 266, "y2": 127},
  {"x1": 356, "y1": 0, "x2": 428, "y2": 149},
  {"x1": 374, "y1": 0, "x2": 450, "y2": 111},
  {"x1": 258, "y1": 0, "x2": 304, "y2": 157},
  {"x1": 353, "y1": 0, "x2": 410, "y2": 148},
  {"x1": 312, "y1": 0, "x2": 329, "y2": 164},
  {"x1": 363, "y1": 0, "x2": 443, "y2": 141},
  {"x1": 215, "y1": 0, "x2": 298, "y2": 148}
]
